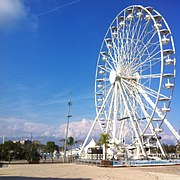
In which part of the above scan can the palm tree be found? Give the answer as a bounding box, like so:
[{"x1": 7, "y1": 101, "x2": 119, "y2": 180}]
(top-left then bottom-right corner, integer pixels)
[{"x1": 98, "y1": 133, "x2": 110, "y2": 160}]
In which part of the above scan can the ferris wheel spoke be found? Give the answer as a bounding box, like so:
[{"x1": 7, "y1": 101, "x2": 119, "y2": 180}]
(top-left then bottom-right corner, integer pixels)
[
  {"x1": 136, "y1": 81, "x2": 169, "y2": 100},
  {"x1": 138, "y1": 57, "x2": 161, "y2": 74},
  {"x1": 105, "y1": 40, "x2": 118, "y2": 64},
  {"x1": 139, "y1": 40, "x2": 160, "y2": 61},
  {"x1": 110, "y1": 37, "x2": 118, "y2": 64},
  {"x1": 105, "y1": 57, "x2": 117, "y2": 71},
  {"x1": 119, "y1": 120, "x2": 125, "y2": 143},
  {"x1": 122, "y1": 78, "x2": 169, "y2": 102},
  {"x1": 131, "y1": 31, "x2": 158, "y2": 68},
  {"x1": 108, "y1": 54, "x2": 118, "y2": 69},
  {"x1": 115, "y1": 17, "x2": 121, "y2": 64},
  {"x1": 130, "y1": 17, "x2": 143, "y2": 53},
  {"x1": 129, "y1": 30, "x2": 155, "y2": 68},
  {"x1": 131, "y1": 28, "x2": 156, "y2": 60},
  {"x1": 112, "y1": 82, "x2": 118, "y2": 140},
  {"x1": 97, "y1": 64, "x2": 112, "y2": 74},
  {"x1": 118, "y1": 31, "x2": 124, "y2": 55},
  {"x1": 133, "y1": 40, "x2": 159, "y2": 65},
  {"x1": 124, "y1": 11, "x2": 135, "y2": 64},
  {"x1": 123, "y1": 81, "x2": 160, "y2": 135},
  {"x1": 97, "y1": 83, "x2": 112, "y2": 93},
  {"x1": 121, "y1": 80, "x2": 152, "y2": 127},
  {"x1": 140, "y1": 28, "x2": 156, "y2": 45},
  {"x1": 97, "y1": 85, "x2": 114, "y2": 111},
  {"x1": 120, "y1": 81, "x2": 146, "y2": 136},
  {"x1": 121, "y1": 79, "x2": 153, "y2": 114},
  {"x1": 118, "y1": 27, "x2": 129, "y2": 67},
  {"x1": 139, "y1": 47, "x2": 161, "y2": 70},
  {"x1": 137, "y1": 18, "x2": 151, "y2": 42},
  {"x1": 125, "y1": 34, "x2": 158, "y2": 73},
  {"x1": 131, "y1": 16, "x2": 142, "y2": 38},
  {"x1": 131, "y1": 19, "x2": 150, "y2": 57},
  {"x1": 106, "y1": 89, "x2": 115, "y2": 133},
  {"x1": 106, "y1": 39, "x2": 118, "y2": 67},
  {"x1": 139, "y1": 73, "x2": 161, "y2": 79},
  {"x1": 127, "y1": 16, "x2": 142, "y2": 63},
  {"x1": 132, "y1": 48, "x2": 161, "y2": 72},
  {"x1": 100, "y1": 59, "x2": 116, "y2": 73},
  {"x1": 118, "y1": 32, "x2": 127, "y2": 65},
  {"x1": 126, "y1": 20, "x2": 136, "y2": 50},
  {"x1": 117, "y1": 15, "x2": 127, "y2": 59},
  {"x1": 120, "y1": 11, "x2": 127, "y2": 57}
]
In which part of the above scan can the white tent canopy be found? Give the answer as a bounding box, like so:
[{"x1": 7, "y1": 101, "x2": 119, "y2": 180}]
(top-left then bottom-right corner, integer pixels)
[{"x1": 84, "y1": 138, "x2": 96, "y2": 153}]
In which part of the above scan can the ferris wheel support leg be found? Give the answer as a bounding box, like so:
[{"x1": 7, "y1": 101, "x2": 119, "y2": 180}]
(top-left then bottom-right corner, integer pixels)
[
  {"x1": 138, "y1": 86, "x2": 180, "y2": 141},
  {"x1": 112, "y1": 82, "x2": 118, "y2": 142},
  {"x1": 163, "y1": 118, "x2": 180, "y2": 141},
  {"x1": 79, "y1": 118, "x2": 98, "y2": 155},
  {"x1": 135, "y1": 90, "x2": 166, "y2": 157},
  {"x1": 79, "y1": 85, "x2": 114, "y2": 155},
  {"x1": 106, "y1": 90, "x2": 115, "y2": 133},
  {"x1": 150, "y1": 124, "x2": 167, "y2": 157}
]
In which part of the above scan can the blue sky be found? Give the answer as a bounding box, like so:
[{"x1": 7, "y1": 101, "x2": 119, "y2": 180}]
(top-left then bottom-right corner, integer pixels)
[{"x1": 0, "y1": 0, "x2": 180, "y2": 141}]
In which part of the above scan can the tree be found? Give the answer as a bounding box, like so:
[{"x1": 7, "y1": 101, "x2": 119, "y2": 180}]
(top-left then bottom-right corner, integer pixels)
[
  {"x1": 162, "y1": 143, "x2": 176, "y2": 154},
  {"x1": 67, "y1": 137, "x2": 74, "y2": 162},
  {"x1": 1, "y1": 141, "x2": 15, "y2": 163},
  {"x1": 45, "y1": 141, "x2": 58, "y2": 162},
  {"x1": 25, "y1": 144, "x2": 40, "y2": 163},
  {"x1": 12, "y1": 142, "x2": 25, "y2": 160},
  {"x1": 0, "y1": 141, "x2": 42, "y2": 163},
  {"x1": 0, "y1": 141, "x2": 29, "y2": 162},
  {"x1": 0, "y1": 144, "x2": 3, "y2": 160},
  {"x1": 97, "y1": 133, "x2": 110, "y2": 160}
]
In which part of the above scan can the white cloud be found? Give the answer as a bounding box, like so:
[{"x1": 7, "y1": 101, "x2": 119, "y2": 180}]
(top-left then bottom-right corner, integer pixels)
[
  {"x1": 55, "y1": 118, "x2": 101, "y2": 140},
  {"x1": 161, "y1": 132, "x2": 177, "y2": 144},
  {"x1": 0, "y1": 117, "x2": 100, "y2": 141},
  {"x1": 0, "y1": 117, "x2": 54, "y2": 137},
  {"x1": 0, "y1": 0, "x2": 38, "y2": 31},
  {"x1": 0, "y1": 116, "x2": 178, "y2": 145}
]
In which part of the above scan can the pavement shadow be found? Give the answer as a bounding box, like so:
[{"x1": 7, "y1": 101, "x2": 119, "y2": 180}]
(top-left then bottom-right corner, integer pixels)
[{"x1": 0, "y1": 177, "x2": 92, "y2": 180}]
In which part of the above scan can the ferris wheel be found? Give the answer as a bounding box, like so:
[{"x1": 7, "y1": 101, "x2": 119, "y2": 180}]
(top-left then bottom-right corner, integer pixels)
[{"x1": 80, "y1": 5, "x2": 180, "y2": 159}]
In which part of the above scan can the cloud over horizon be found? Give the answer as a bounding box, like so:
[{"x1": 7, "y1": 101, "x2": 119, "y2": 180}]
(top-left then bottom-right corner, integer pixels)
[
  {"x1": 0, "y1": 116, "x2": 178, "y2": 145},
  {"x1": 0, "y1": 117, "x2": 100, "y2": 141}
]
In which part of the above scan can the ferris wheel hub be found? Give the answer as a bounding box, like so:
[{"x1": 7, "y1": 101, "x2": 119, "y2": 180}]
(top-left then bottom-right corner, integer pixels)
[
  {"x1": 109, "y1": 70, "x2": 116, "y2": 84},
  {"x1": 109, "y1": 67, "x2": 138, "y2": 84}
]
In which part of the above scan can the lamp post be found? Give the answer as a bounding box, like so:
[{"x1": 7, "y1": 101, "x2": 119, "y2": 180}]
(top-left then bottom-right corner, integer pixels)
[{"x1": 63, "y1": 97, "x2": 72, "y2": 163}]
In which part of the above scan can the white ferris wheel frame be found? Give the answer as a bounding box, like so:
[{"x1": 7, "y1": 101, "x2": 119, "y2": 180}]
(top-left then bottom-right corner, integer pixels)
[{"x1": 80, "y1": 5, "x2": 179, "y2": 157}]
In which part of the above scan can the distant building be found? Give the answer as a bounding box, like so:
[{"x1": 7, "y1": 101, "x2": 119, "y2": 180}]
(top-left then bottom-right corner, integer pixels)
[
  {"x1": 12, "y1": 139, "x2": 41, "y2": 145},
  {"x1": 32, "y1": 140, "x2": 41, "y2": 145},
  {"x1": 19, "y1": 139, "x2": 32, "y2": 145}
]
